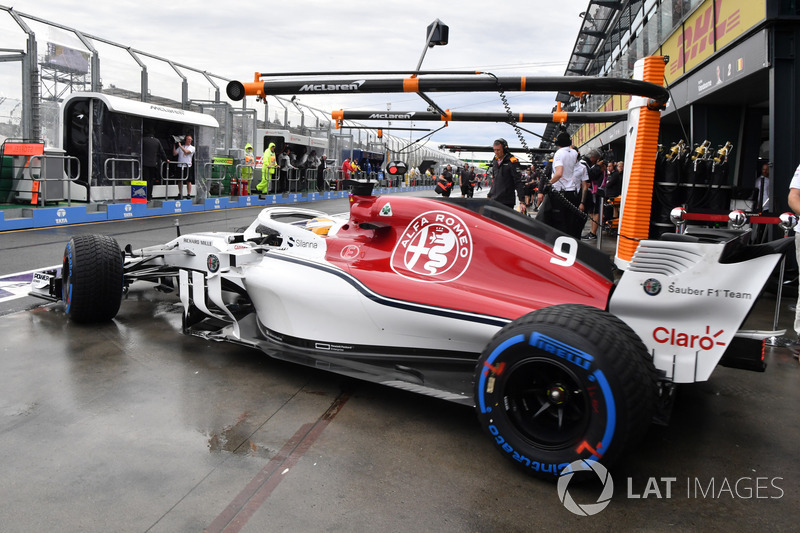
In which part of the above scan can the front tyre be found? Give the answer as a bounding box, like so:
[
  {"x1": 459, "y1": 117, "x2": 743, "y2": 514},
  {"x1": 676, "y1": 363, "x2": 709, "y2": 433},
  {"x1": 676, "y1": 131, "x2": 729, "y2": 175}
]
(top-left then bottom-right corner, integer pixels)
[
  {"x1": 62, "y1": 234, "x2": 123, "y2": 323},
  {"x1": 474, "y1": 304, "x2": 657, "y2": 480}
]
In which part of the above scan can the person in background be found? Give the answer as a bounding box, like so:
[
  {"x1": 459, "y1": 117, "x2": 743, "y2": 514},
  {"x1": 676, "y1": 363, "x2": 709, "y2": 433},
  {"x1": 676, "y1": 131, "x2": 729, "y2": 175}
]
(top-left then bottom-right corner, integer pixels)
[
  {"x1": 522, "y1": 167, "x2": 538, "y2": 207},
  {"x1": 753, "y1": 162, "x2": 772, "y2": 242},
  {"x1": 604, "y1": 160, "x2": 624, "y2": 222},
  {"x1": 173, "y1": 133, "x2": 195, "y2": 197},
  {"x1": 350, "y1": 158, "x2": 361, "y2": 179},
  {"x1": 342, "y1": 157, "x2": 351, "y2": 180},
  {"x1": 316, "y1": 153, "x2": 327, "y2": 191},
  {"x1": 240, "y1": 143, "x2": 255, "y2": 194},
  {"x1": 538, "y1": 131, "x2": 581, "y2": 236},
  {"x1": 474, "y1": 167, "x2": 483, "y2": 191},
  {"x1": 487, "y1": 138, "x2": 526, "y2": 213},
  {"x1": 307, "y1": 150, "x2": 320, "y2": 171},
  {"x1": 581, "y1": 149, "x2": 604, "y2": 240},
  {"x1": 142, "y1": 130, "x2": 167, "y2": 201},
  {"x1": 755, "y1": 162, "x2": 771, "y2": 211},
  {"x1": 277, "y1": 147, "x2": 294, "y2": 193},
  {"x1": 257, "y1": 142, "x2": 277, "y2": 195},
  {"x1": 785, "y1": 161, "x2": 800, "y2": 357},
  {"x1": 436, "y1": 164, "x2": 455, "y2": 197},
  {"x1": 460, "y1": 163, "x2": 474, "y2": 198},
  {"x1": 297, "y1": 149, "x2": 309, "y2": 170}
]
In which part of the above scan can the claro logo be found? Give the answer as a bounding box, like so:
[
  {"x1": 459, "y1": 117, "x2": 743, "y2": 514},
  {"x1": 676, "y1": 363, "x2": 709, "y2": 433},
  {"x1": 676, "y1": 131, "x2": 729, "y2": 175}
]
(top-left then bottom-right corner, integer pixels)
[
  {"x1": 652, "y1": 326, "x2": 726, "y2": 350},
  {"x1": 299, "y1": 80, "x2": 366, "y2": 92}
]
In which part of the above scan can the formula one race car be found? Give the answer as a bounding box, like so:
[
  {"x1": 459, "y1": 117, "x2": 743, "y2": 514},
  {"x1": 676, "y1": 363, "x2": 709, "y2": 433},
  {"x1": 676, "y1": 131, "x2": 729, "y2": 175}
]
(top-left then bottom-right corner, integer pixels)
[{"x1": 30, "y1": 187, "x2": 793, "y2": 479}]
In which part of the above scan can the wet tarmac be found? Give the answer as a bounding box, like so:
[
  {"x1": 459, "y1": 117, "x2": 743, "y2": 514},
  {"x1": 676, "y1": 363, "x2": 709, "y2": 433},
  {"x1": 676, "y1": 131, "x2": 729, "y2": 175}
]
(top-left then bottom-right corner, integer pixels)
[{"x1": 1, "y1": 193, "x2": 799, "y2": 532}]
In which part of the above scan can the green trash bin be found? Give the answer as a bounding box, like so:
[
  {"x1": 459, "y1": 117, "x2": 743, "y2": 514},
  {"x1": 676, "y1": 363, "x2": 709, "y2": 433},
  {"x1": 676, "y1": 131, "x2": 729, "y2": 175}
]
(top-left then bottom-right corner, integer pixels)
[{"x1": 211, "y1": 157, "x2": 234, "y2": 195}]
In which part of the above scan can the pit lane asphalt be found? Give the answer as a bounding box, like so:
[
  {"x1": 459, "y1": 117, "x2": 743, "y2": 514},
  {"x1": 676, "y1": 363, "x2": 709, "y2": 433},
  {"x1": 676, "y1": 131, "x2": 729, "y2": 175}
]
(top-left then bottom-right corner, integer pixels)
[{"x1": 1, "y1": 191, "x2": 799, "y2": 532}]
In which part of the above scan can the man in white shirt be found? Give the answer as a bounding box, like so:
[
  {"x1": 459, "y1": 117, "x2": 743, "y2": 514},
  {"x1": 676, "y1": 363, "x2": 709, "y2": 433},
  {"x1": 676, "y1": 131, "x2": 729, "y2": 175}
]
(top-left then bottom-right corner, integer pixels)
[
  {"x1": 173, "y1": 134, "x2": 196, "y2": 197},
  {"x1": 539, "y1": 131, "x2": 584, "y2": 237},
  {"x1": 786, "y1": 161, "x2": 800, "y2": 352}
]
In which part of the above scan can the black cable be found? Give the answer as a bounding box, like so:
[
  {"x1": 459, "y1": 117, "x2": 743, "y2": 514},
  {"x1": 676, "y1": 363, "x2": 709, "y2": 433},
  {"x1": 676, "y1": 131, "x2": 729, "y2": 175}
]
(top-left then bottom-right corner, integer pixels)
[
  {"x1": 394, "y1": 124, "x2": 450, "y2": 157},
  {"x1": 664, "y1": 76, "x2": 690, "y2": 147},
  {"x1": 485, "y1": 72, "x2": 587, "y2": 222},
  {"x1": 484, "y1": 72, "x2": 535, "y2": 158}
]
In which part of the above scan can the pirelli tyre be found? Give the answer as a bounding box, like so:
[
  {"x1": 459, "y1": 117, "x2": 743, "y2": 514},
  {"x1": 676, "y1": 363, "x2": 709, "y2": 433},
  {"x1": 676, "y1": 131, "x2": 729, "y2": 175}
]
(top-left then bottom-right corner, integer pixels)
[
  {"x1": 474, "y1": 304, "x2": 657, "y2": 480},
  {"x1": 62, "y1": 234, "x2": 124, "y2": 323}
]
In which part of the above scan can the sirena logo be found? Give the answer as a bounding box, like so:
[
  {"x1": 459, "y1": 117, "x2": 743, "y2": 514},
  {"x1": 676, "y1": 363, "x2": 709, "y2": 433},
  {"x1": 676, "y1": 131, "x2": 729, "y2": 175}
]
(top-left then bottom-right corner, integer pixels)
[
  {"x1": 299, "y1": 80, "x2": 366, "y2": 92},
  {"x1": 340, "y1": 244, "x2": 360, "y2": 259},
  {"x1": 390, "y1": 210, "x2": 473, "y2": 283}
]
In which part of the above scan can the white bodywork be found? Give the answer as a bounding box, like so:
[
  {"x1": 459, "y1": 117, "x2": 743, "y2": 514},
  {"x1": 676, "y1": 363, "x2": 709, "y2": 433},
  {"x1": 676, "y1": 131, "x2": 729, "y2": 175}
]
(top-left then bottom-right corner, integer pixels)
[
  {"x1": 610, "y1": 238, "x2": 781, "y2": 382},
  {"x1": 161, "y1": 207, "x2": 504, "y2": 355},
  {"x1": 30, "y1": 204, "x2": 782, "y2": 388}
]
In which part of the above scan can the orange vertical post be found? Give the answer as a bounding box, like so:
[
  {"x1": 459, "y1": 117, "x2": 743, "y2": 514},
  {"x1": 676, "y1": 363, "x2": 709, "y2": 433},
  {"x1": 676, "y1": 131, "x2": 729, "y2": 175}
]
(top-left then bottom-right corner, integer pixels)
[{"x1": 616, "y1": 56, "x2": 667, "y2": 265}]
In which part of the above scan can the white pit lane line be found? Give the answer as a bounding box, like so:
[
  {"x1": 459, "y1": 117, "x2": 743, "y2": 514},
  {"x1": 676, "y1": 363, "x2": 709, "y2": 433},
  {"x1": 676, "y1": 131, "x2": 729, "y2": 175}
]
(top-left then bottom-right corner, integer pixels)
[{"x1": 0, "y1": 265, "x2": 60, "y2": 303}]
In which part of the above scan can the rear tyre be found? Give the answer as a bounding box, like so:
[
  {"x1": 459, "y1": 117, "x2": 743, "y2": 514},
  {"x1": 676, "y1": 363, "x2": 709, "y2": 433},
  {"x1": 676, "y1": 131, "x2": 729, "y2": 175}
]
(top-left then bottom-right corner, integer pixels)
[
  {"x1": 474, "y1": 304, "x2": 657, "y2": 480},
  {"x1": 62, "y1": 234, "x2": 123, "y2": 323}
]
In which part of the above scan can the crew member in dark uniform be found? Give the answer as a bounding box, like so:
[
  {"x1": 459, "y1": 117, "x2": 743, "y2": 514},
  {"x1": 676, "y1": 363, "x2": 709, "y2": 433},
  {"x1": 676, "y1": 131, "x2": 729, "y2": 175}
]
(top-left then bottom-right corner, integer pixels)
[
  {"x1": 436, "y1": 164, "x2": 455, "y2": 197},
  {"x1": 142, "y1": 130, "x2": 168, "y2": 201},
  {"x1": 487, "y1": 138, "x2": 526, "y2": 213}
]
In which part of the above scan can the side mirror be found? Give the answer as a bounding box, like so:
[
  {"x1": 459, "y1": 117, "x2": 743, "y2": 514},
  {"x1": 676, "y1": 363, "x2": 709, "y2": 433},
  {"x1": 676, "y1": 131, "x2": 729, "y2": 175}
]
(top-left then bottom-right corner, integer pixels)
[{"x1": 385, "y1": 161, "x2": 408, "y2": 175}]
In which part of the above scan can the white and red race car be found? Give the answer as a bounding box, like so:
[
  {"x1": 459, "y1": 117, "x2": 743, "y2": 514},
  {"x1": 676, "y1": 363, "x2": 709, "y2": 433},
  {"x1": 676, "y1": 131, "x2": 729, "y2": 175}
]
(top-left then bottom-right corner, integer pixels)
[
  {"x1": 29, "y1": 60, "x2": 795, "y2": 479},
  {"x1": 29, "y1": 188, "x2": 792, "y2": 479}
]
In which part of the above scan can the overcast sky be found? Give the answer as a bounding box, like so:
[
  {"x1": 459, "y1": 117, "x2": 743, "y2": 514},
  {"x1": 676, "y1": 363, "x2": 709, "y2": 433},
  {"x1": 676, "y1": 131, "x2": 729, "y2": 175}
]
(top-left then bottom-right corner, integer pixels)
[{"x1": 2, "y1": 0, "x2": 590, "y2": 157}]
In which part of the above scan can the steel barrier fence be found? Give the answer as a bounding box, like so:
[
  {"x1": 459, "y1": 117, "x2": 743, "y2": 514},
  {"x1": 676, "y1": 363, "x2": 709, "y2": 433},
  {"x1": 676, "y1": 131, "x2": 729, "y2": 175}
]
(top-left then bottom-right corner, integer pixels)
[{"x1": 103, "y1": 157, "x2": 141, "y2": 203}]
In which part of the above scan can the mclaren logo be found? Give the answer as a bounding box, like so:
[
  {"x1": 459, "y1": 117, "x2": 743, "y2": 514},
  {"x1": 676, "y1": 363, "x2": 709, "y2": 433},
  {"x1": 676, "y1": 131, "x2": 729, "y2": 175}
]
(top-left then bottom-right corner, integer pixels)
[
  {"x1": 368, "y1": 112, "x2": 416, "y2": 119},
  {"x1": 299, "y1": 80, "x2": 366, "y2": 92}
]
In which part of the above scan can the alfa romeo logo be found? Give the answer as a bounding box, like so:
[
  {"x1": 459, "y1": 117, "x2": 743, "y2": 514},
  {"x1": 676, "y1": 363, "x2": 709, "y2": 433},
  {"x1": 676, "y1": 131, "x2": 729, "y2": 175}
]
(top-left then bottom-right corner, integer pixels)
[
  {"x1": 643, "y1": 278, "x2": 662, "y2": 296},
  {"x1": 390, "y1": 210, "x2": 472, "y2": 283},
  {"x1": 207, "y1": 254, "x2": 220, "y2": 273},
  {"x1": 557, "y1": 460, "x2": 614, "y2": 516}
]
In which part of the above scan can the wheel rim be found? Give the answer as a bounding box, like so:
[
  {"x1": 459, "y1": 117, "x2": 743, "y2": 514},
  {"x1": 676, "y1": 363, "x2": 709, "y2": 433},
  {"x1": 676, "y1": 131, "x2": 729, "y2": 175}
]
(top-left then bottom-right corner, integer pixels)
[{"x1": 502, "y1": 357, "x2": 590, "y2": 450}]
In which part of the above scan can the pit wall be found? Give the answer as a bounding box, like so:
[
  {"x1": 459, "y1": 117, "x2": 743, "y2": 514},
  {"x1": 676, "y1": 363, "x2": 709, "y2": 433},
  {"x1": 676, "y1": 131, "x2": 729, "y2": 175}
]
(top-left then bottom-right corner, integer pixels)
[{"x1": 0, "y1": 187, "x2": 431, "y2": 231}]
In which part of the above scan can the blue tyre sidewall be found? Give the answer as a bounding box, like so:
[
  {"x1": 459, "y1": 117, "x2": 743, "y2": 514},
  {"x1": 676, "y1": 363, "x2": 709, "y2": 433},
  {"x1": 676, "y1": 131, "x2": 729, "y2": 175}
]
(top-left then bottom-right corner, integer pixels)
[{"x1": 475, "y1": 326, "x2": 617, "y2": 478}]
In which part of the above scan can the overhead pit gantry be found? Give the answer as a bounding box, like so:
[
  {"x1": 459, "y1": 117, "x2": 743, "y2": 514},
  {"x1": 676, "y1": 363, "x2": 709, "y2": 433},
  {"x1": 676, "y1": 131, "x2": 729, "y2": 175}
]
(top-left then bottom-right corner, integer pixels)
[{"x1": 225, "y1": 59, "x2": 670, "y2": 268}]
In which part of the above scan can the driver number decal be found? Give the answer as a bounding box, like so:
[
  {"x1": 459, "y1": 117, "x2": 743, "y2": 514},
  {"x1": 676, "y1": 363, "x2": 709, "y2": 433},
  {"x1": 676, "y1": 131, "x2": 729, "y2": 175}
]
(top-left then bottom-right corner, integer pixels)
[
  {"x1": 391, "y1": 210, "x2": 473, "y2": 283},
  {"x1": 550, "y1": 236, "x2": 577, "y2": 267}
]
